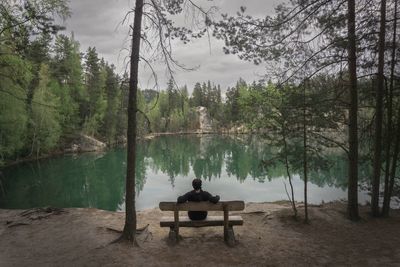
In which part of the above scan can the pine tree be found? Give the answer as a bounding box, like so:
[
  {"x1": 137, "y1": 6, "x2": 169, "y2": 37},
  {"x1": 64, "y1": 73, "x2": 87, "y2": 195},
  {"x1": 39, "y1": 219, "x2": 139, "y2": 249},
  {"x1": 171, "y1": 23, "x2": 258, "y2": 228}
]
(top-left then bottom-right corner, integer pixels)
[
  {"x1": 83, "y1": 47, "x2": 105, "y2": 136},
  {"x1": 30, "y1": 64, "x2": 61, "y2": 157},
  {"x1": 102, "y1": 64, "x2": 119, "y2": 145}
]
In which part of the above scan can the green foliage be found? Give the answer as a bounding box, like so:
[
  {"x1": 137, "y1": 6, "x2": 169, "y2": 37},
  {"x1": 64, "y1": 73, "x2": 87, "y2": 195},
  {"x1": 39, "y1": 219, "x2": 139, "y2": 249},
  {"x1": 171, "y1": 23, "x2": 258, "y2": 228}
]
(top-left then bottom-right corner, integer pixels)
[
  {"x1": 101, "y1": 64, "x2": 119, "y2": 144},
  {"x1": 30, "y1": 64, "x2": 62, "y2": 155},
  {"x1": 0, "y1": 50, "x2": 31, "y2": 160},
  {"x1": 52, "y1": 35, "x2": 84, "y2": 100},
  {"x1": 0, "y1": 1, "x2": 125, "y2": 161},
  {"x1": 0, "y1": 0, "x2": 70, "y2": 55},
  {"x1": 81, "y1": 47, "x2": 108, "y2": 137}
]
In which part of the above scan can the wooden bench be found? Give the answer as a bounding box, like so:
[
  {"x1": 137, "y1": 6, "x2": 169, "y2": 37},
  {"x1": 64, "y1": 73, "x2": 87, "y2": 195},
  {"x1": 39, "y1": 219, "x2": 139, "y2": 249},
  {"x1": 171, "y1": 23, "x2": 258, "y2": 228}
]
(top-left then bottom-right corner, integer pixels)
[{"x1": 159, "y1": 201, "x2": 244, "y2": 246}]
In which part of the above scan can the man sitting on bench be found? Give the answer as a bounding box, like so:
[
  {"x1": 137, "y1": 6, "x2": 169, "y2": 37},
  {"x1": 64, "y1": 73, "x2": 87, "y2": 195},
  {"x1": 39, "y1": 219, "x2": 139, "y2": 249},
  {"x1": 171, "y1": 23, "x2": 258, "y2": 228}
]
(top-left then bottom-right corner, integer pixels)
[{"x1": 177, "y1": 178, "x2": 220, "y2": 221}]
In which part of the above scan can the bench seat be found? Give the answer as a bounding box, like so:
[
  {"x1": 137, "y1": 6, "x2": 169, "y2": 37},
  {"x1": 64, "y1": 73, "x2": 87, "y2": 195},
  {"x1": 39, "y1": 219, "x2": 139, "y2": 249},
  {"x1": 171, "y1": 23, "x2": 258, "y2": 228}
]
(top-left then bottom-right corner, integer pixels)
[
  {"x1": 159, "y1": 201, "x2": 245, "y2": 246},
  {"x1": 160, "y1": 215, "x2": 243, "y2": 228}
]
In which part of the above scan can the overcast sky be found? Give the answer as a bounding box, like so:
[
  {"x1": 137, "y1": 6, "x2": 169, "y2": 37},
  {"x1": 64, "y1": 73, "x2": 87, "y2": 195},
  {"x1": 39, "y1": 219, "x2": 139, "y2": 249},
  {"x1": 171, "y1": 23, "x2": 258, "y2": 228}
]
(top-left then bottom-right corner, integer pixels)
[{"x1": 62, "y1": 0, "x2": 283, "y2": 93}]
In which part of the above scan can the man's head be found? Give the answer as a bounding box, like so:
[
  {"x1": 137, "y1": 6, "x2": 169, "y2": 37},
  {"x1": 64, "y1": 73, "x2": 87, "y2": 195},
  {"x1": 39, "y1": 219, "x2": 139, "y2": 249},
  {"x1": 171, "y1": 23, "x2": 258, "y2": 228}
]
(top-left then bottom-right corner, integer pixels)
[{"x1": 192, "y1": 178, "x2": 202, "y2": 190}]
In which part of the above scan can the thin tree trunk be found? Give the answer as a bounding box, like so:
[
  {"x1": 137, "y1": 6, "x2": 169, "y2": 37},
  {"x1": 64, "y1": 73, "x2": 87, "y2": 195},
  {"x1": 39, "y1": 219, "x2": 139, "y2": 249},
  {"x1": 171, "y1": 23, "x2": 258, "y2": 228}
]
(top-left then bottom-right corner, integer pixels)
[
  {"x1": 382, "y1": 0, "x2": 398, "y2": 217},
  {"x1": 282, "y1": 125, "x2": 297, "y2": 218},
  {"x1": 26, "y1": 73, "x2": 40, "y2": 113},
  {"x1": 371, "y1": 0, "x2": 387, "y2": 217},
  {"x1": 347, "y1": 0, "x2": 359, "y2": 220},
  {"x1": 303, "y1": 84, "x2": 308, "y2": 223},
  {"x1": 120, "y1": 0, "x2": 143, "y2": 244},
  {"x1": 386, "y1": 105, "x2": 400, "y2": 216},
  {"x1": 181, "y1": 96, "x2": 184, "y2": 114}
]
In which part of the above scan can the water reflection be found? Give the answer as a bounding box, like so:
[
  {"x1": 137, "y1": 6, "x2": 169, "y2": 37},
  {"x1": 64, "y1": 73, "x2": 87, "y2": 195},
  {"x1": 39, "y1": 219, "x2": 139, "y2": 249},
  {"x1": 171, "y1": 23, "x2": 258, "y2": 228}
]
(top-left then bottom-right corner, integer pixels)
[{"x1": 0, "y1": 135, "x2": 367, "y2": 211}]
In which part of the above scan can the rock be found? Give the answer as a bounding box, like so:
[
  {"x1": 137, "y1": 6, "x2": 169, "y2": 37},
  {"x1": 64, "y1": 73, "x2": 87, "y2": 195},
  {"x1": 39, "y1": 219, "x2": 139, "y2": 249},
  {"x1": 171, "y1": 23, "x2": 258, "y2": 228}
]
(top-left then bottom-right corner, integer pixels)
[
  {"x1": 65, "y1": 134, "x2": 106, "y2": 153},
  {"x1": 79, "y1": 135, "x2": 106, "y2": 152},
  {"x1": 228, "y1": 125, "x2": 249, "y2": 134},
  {"x1": 196, "y1": 106, "x2": 213, "y2": 132},
  {"x1": 64, "y1": 144, "x2": 79, "y2": 153}
]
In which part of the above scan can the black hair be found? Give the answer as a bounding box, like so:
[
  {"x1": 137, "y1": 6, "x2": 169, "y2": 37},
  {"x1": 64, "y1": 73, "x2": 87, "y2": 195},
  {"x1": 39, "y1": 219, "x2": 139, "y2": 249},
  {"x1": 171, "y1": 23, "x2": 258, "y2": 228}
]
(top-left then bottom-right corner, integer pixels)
[{"x1": 192, "y1": 178, "x2": 202, "y2": 190}]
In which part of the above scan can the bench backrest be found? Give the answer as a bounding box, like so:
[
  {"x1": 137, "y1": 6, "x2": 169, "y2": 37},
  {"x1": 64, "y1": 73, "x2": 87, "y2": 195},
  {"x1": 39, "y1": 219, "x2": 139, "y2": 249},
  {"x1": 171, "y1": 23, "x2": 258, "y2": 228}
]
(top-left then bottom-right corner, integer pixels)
[{"x1": 159, "y1": 201, "x2": 245, "y2": 211}]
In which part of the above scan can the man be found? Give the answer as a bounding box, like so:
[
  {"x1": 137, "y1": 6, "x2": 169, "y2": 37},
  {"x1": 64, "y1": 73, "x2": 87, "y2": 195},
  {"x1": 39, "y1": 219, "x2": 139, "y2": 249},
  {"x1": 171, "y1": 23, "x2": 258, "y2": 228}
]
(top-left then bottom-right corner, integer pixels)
[{"x1": 177, "y1": 178, "x2": 220, "y2": 220}]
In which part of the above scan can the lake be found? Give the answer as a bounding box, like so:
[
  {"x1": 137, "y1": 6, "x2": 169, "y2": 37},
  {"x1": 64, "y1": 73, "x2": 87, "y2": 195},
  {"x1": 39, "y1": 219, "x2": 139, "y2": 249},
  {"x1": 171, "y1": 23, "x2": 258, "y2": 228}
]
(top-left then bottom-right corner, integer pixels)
[{"x1": 0, "y1": 135, "x2": 371, "y2": 211}]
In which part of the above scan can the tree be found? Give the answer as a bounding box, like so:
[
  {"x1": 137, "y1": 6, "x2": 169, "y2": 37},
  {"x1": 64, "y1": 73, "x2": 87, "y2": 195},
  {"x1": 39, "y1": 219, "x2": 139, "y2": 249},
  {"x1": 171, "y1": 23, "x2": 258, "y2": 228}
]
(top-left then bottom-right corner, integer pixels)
[
  {"x1": 225, "y1": 86, "x2": 240, "y2": 123},
  {"x1": 382, "y1": 0, "x2": 399, "y2": 217},
  {"x1": 371, "y1": 0, "x2": 387, "y2": 217},
  {"x1": 25, "y1": 33, "x2": 52, "y2": 111},
  {"x1": 346, "y1": 0, "x2": 359, "y2": 220},
  {"x1": 102, "y1": 64, "x2": 119, "y2": 145},
  {"x1": 1, "y1": 0, "x2": 69, "y2": 111},
  {"x1": 213, "y1": 0, "x2": 365, "y2": 220},
  {"x1": 191, "y1": 82, "x2": 203, "y2": 107},
  {"x1": 0, "y1": 0, "x2": 70, "y2": 51},
  {"x1": 0, "y1": 46, "x2": 31, "y2": 163},
  {"x1": 0, "y1": 0, "x2": 72, "y2": 164},
  {"x1": 303, "y1": 81, "x2": 309, "y2": 223},
  {"x1": 115, "y1": 0, "x2": 213, "y2": 243},
  {"x1": 83, "y1": 47, "x2": 106, "y2": 136},
  {"x1": 30, "y1": 64, "x2": 61, "y2": 157},
  {"x1": 51, "y1": 34, "x2": 84, "y2": 132},
  {"x1": 116, "y1": 73, "x2": 129, "y2": 140},
  {"x1": 118, "y1": 0, "x2": 144, "y2": 244}
]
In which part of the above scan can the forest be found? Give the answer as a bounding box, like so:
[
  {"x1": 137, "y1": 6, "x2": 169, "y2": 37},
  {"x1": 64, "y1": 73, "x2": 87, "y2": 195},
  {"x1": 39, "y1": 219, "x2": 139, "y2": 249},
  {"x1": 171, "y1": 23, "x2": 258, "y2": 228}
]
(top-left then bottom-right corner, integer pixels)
[
  {"x1": 1, "y1": 0, "x2": 400, "y2": 257},
  {"x1": 0, "y1": 2, "x2": 262, "y2": 164}
]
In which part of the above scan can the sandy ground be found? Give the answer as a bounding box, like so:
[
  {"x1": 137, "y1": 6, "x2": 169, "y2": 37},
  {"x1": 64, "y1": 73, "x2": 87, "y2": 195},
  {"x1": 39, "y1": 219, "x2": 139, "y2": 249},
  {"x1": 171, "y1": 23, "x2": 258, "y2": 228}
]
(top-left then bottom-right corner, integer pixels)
[{"x1": 0, "y1": 202, "x2": 399, "y2": 267}]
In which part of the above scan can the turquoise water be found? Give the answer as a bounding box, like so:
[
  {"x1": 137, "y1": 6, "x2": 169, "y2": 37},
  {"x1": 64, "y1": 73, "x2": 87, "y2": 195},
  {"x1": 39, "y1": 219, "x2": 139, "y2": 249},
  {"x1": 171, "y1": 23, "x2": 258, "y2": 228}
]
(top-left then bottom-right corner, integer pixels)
[{"x1": 0, "y1": 135, "x2": 370, "y2": 211}]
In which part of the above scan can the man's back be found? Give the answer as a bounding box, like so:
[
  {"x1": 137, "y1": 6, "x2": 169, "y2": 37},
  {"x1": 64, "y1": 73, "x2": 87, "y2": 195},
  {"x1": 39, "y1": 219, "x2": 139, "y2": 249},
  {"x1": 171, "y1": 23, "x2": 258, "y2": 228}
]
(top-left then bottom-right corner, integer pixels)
[{"x1": 177, "y1": 187, "x2": 220, "y2": 220}]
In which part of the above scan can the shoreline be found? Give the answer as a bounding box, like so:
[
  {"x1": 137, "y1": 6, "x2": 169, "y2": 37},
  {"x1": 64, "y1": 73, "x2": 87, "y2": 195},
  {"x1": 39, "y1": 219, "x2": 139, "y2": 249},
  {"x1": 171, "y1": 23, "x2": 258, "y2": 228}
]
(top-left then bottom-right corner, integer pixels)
[{"x1": 1, "y1": 131, "x2": 252, "y2": 168}]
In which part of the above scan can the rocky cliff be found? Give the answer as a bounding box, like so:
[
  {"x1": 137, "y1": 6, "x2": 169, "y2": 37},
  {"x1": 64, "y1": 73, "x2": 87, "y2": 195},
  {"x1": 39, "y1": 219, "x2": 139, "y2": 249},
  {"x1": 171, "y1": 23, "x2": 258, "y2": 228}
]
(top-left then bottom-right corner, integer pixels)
[{"x1": 196, "y1": 106, "x2": 213, "y2": 132}]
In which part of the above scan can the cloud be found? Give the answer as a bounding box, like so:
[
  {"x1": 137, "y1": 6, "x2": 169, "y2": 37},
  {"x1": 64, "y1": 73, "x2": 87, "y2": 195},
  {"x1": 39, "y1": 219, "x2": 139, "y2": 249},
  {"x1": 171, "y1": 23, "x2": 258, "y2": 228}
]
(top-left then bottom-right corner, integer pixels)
[{"x1": 63, "y1": 0, "x2": 281, "y2": 92}]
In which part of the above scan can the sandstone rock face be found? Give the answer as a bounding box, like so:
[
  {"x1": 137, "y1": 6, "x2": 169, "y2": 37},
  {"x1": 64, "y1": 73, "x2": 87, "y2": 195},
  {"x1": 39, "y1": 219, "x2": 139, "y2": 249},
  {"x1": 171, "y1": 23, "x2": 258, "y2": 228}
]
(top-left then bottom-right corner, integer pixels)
[
  {"x1": 66, "y1": 134, "x2": 106, "y2": 153},
  {"x1": 196, "y1": 106, "x2": 212, "y2": 132},
  {"x1": 79, "y1": 134, "x2": 107, "y2": 152}
]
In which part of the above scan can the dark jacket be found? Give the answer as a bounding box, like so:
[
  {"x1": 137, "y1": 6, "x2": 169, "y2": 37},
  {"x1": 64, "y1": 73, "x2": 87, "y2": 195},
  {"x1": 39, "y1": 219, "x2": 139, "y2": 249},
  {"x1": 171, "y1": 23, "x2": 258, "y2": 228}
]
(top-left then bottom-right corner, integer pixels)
[{"x1": 177, "y1": 190, "x2": 220, "y2": 220}]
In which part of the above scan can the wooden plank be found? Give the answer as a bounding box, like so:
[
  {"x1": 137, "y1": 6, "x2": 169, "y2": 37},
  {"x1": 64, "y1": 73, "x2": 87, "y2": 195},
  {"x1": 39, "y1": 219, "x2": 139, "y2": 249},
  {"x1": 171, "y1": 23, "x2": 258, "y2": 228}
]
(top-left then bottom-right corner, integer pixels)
[
  {"x1": 159, "y1": 201, "x2": 245, "y2": 211},
  {"x1": 160, "y1": 215, "x2": 243, "y2": 227}
]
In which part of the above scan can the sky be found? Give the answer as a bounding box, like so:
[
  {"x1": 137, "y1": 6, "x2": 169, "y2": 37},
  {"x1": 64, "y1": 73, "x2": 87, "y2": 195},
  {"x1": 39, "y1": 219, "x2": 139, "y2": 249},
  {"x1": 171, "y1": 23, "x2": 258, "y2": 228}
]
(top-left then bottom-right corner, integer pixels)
[{"x1": 62, "y1": 0, "x2": 282, "y2": 93}]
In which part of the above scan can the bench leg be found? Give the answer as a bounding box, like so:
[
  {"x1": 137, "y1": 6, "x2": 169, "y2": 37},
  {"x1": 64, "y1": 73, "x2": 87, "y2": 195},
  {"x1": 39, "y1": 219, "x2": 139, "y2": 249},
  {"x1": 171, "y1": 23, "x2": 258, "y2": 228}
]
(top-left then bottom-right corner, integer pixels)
[
  {"x1": 168, "y1": 227, "x2": 179, "y2": 244},
  {"x1": 224, "y1": 226, "x2": 236, "y2": 247}
]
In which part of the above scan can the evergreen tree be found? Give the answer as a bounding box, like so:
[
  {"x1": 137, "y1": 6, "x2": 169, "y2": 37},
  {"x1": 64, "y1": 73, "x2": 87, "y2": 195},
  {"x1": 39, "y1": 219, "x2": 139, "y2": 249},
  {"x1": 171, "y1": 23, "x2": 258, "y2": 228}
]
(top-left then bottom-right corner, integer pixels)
[
  {"x1": 191, "y1": 82, "x2": 203, "y2": 107},
  {"x1": 30, "y1": 64, "x2": 62, "y2": 156},
  {"x1": 83, "y1": 47, "x2": 105, "y2": 136},
  {"x1": 116, "y1": 73, "x2": 129, "y2": 140},
  {"x1": 51, "y1": 34, "x2": 83, "y2": 132},
  {"x1": 102, "y1": 64, "x2": 119, "y2": 145}
]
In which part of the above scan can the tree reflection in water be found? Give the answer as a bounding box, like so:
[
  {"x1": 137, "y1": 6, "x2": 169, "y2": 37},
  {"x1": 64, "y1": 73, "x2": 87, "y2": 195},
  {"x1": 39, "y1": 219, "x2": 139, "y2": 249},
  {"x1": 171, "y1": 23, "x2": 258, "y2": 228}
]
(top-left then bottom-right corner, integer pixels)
[{"x1": 0, "y1": 135, "x2": 362, "y2": 211}]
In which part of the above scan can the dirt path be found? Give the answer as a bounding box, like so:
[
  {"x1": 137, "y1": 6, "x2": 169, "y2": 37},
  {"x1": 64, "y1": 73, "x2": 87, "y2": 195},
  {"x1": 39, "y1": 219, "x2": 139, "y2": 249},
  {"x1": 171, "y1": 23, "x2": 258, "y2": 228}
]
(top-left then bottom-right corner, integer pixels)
[{"x1": 0, "y1": 202, "x2": 399, "y2": 266}]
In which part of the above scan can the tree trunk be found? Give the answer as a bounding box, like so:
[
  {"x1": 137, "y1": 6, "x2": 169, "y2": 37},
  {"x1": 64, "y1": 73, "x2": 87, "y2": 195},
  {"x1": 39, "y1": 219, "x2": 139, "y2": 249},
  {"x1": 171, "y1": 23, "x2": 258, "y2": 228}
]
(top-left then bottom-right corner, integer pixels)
[
  {"x1": 121, "y1": 0, "x2": 144, "y2": 243},
  {"x1": 181, "y1": 95, "x2": 184, "y2": 115},
  {"x1": 382, "y1": 0, "x2": 397, "y2": 217},
  {"x1": 303, "y1": 84, "x2": 308, "y2": 223},
  {"x1": 282, "y1": 125, "x2": 297, "y2": 218},
  {"x1": 371, "y1": 0, "x2": 387, "y2": 217},
  {"x1": 347, "y1": 0, "x2": 359, "y2": 220},
  {"x1": 386, "y1": 105, "x2": 400, "y2": 216}
]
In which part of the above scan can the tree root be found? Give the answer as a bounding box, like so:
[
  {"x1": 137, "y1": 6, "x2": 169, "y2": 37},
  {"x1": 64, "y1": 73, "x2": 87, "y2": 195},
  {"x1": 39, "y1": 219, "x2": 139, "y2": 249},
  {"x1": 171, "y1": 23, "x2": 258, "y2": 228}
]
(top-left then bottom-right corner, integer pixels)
[
  {"x1": 238, "y1": 211, "x2": 267, "y2": 215},
  {"x1": 20, "y1": 207, "x2": 66, "y2": 218},
  {"x1": 6, "y1": 207, "x2": 66, "y2": 228},
  {"x1": 7, "y1": 222, "x2": 30, "y2": 228},
  {"x1": 106, "y1": 224, "x2": 149, "y2": 234},
  {"x1": 106, "y1": 227, "x2": 123, "y2": 233},
  {"x1": 108, "y1": 224, "x2": 151, "y2": 246}
]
